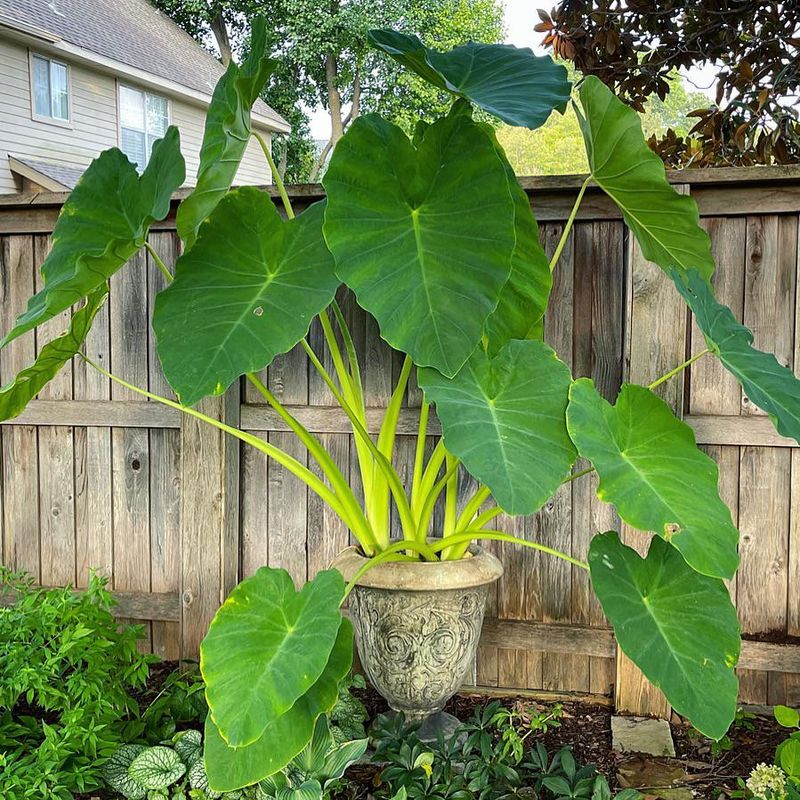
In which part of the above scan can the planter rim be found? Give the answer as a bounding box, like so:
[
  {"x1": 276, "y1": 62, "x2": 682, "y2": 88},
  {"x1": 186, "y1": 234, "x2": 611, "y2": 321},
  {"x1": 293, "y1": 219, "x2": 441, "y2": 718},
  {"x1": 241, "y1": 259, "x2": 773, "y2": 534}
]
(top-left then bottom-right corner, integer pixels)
[{"x1": 331, "y1": 544, "x2": 503, "y2": 591}]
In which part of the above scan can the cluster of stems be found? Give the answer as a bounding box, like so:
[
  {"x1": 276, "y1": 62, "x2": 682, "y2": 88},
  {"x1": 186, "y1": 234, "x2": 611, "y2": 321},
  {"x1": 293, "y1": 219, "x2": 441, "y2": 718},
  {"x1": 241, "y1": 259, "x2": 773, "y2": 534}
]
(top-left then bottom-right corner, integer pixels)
[{"x1": 85, "y1": 131, "x2": 708, "y2": 588}]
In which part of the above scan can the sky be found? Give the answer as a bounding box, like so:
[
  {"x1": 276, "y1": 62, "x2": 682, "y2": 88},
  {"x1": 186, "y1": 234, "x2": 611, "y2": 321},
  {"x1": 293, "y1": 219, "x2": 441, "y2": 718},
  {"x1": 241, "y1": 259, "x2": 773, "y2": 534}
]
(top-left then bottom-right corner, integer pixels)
[{"x1": 308, "y1": 0, "x2": 717, "y2": 139}]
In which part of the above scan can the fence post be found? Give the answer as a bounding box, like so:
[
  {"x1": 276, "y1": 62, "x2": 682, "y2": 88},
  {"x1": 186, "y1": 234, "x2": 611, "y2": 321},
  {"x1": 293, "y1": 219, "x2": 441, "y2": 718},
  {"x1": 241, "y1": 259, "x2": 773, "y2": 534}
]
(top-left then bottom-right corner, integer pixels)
[
  {"x1": 615, "y1": 185, "x2": 691, "y2": 718},
  {"x1": 179, "y1": 385, "x2": 241, "y2": 658}
]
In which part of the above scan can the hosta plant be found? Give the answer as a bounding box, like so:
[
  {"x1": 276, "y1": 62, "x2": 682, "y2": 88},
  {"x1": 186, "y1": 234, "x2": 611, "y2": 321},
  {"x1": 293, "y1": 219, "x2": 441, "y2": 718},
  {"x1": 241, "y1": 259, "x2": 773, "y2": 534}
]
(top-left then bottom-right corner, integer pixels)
[{"x1": 3, "y1": 15, "x2": 800, "y2": 794}]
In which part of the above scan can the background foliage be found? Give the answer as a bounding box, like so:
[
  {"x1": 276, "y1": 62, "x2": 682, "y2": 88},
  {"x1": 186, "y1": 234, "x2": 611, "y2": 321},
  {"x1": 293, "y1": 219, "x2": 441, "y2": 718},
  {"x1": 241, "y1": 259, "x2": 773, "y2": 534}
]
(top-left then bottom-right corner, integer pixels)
[{"x1": 535, "y1": 1, "x2": 800, "y2": 167}]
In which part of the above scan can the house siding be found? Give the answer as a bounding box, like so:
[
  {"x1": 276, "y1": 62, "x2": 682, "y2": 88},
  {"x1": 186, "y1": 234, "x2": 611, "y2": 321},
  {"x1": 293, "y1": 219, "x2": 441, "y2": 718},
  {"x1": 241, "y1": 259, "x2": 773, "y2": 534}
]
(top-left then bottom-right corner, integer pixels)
[{"x1": 0, "y1": 37, "x2": 272, "y2": 194}]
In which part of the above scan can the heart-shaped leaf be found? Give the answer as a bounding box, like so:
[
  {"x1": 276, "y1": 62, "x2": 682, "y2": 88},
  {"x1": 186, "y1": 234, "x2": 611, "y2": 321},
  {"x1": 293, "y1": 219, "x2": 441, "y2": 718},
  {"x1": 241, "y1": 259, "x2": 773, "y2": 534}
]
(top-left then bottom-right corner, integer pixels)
[
  {"x1": 176, "y1": 18, "x2": 278, "y2": 248},
  {"x1": 480, "y1": 123, "x2": 551, "y2": 352},
  {"x1": 418, "y1": 339, "x2": 576, "y2": 515},
  {"x1": 2, "y1": 130, "x2": 184, "y2": 346},
  {"x1": 567, "y1": 380, "x2": 739, "y2": 580},
  {"x1": 204, "y1": 618, "x2": 353, "y2": 792},
  {"x1": 200, "y1": 567, "x2": 345, "y2": 748},
  {"x1": 369, "y1": 30, "x2": 571, "y2": 129},
  {"x1": 775, "y1": 705, "x2": 800, "y2": 729},
  {"x1": 173, "y1": 729, "x2": 202, "y2": 768},
  {"x1": 589, "y1": 532, "x2": 740, "y2": 740},
  {"x1": 323, "y1": 112, "x2": 516, "y2": 377},
  {"x1": 128, "y1": 746, "x2": 186, "y2": 790},
  {"x1": 575, "y1": 76, "x2": 714, "y2": 280},
  {"x1": 672, "y1": 267, "x2": 800, "y2": 444},
  {"x1": 779, "y1": 739, "x2": 800, "y2": 778},
  {"x1": 0, "y1": 287, "x2": 108, "y2": 421},
  {"x1": 154, "y1": 190, "x2": 338, "y2": 406},
  {"x1": 103, "y1": 744, "x2": 147, "y2": 800}
]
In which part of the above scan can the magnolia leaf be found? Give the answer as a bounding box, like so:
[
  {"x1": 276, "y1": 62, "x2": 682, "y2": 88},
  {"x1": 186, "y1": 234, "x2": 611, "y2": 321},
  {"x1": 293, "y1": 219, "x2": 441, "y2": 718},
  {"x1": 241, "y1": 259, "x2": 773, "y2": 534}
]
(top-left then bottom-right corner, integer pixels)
[
  {"x1": 2, "y1": 130, "x2": 183, "y2": 346},
  {"x1": 575, "y1": 76, "x2": 714, "y2": 280},
  {"x1": 103, "y1": 744, "x2": 147, "y2": 800},
  {"x1": 589, "y1": 532, "x2": 740, "y2": 740},
  {"x1": 369, "y1": 30, "x2": 570, "y2": 129},
  {"x1": 323, "y1": 112, "x2": 516, "y2": 377},
  {"x1": 176, "y1": 18, "x2": 278, "y2": 248},
  {"x1": 0, "y1": 287, "x2": 108, "y2": 421},
  {"x1": 204, "y1": 618, "x2": 353, "y2": 792},
  {"x1": 128, "y1": 746, "x2": 186, "y2": 790},
  {"x1": 173, "y1": 728, "x2": 203, "y2": 768},
  {"x1": 567, "y1": 380, "x2": 739, "y2": 580},
  {"x1": 480, "y1": 123, "x2": 551, "y2": 351},
  {"x1": 201, "y1": 567, "x2": 345, "y2": 748},
  {"x1": 418, "y1": 339, "x2": 575, "y2": 515},
  {"x1": 672, "y1": 268, "x2": 800, "y2": 444},
  {"x1": 154, "y1": 190, "x2": 338, "y2": 406}
]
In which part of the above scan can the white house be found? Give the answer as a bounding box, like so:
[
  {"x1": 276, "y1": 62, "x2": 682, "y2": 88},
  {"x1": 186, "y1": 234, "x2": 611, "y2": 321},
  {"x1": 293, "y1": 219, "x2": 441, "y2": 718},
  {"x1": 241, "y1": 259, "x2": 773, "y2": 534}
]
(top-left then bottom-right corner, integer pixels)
[{"x1": 0, "y1": 0, "x2": 289, "y2": 194}]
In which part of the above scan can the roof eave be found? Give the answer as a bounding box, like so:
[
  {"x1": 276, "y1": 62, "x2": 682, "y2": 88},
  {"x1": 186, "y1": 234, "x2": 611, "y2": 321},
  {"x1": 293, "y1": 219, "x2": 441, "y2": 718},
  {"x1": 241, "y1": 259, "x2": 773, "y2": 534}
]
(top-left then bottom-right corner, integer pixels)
[{"x1": 0, "y1": 18, "x2": 291, "y2": 134}]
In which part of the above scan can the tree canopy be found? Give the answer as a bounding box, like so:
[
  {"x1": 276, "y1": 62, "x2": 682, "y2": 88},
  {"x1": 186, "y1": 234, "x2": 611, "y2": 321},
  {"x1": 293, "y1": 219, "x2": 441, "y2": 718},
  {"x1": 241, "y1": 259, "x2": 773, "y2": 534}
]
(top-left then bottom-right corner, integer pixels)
[
  {"x1": 151, "y1": 0, "x2": 504, "y2": 180},
  {"x1": 535, "y1": 2, "x2": 800, "y2": 167}
]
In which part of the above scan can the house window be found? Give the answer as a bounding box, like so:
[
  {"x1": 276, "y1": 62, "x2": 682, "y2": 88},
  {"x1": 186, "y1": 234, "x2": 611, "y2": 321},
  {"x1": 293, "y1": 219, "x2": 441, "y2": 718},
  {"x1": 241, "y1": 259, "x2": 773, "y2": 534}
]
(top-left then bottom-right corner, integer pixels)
[
  {"x1": 119, "y1": 85, "x2": 169, "y2": 170},
  {"x1": 31, "y1": 54, "x2": 70, "y2": 121}
]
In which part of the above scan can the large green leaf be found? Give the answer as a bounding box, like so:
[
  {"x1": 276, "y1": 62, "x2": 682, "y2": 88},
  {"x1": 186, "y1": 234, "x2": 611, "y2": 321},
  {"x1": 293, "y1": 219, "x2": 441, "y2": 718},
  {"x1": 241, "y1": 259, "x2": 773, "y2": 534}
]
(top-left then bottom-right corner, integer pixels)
[
  {"x1": 369, "y1": 30, "x2": 570, "y2": 129},
  {"x1": 323, "y1": 112, "x2": 516, "y2": 377},
  {"x1": 200, "y1": 568, "x2": 345, "y2": 748},
  {"x1": 154, "y1": 190, "x2": 338, "y2": 406},
  {"x1": 480, "y1": 123, "x2": 551, "y2": 351},
  {"x1": 0, "y1": 287, "x2": 108, "y2": 421},
  {"x1": 567, "y1": 380, "x2": 739, "y2": 580},
  {"x1": 1, "y1": 130, "x2": 184, "y2": 346},
  {"x1": 575, "y1": 76, "x2": 714, "y2": 280},
  {"x1": 672, "y1": 267, "x2": 800, "y2": 444},
  {"x1": 418, "y1": 339, "x2": 576, "y2": 515},
  {"x1": 203, "y1": 618, "x2": 353, "y2": 792},
  {"x1": 176, "y1": 18, "x2": 278, "y2": 249},
  {"x1": 589, "y1": 532, "x2": 740, "y2": 740}
]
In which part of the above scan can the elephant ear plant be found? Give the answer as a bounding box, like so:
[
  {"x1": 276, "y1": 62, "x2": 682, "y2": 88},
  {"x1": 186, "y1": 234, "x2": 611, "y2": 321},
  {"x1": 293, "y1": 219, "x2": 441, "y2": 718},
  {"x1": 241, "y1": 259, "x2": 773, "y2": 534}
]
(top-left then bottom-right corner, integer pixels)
[{"x1": 3, "y1": 17, "x2": 800, "y2": 792}]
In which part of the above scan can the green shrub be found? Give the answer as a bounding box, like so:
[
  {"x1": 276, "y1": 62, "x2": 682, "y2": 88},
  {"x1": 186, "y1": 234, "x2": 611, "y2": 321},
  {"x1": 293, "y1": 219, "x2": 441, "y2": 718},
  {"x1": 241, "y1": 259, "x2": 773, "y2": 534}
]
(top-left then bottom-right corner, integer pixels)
[{"x1": 0, "y1": 569, "x2": 153, "y2": 799}]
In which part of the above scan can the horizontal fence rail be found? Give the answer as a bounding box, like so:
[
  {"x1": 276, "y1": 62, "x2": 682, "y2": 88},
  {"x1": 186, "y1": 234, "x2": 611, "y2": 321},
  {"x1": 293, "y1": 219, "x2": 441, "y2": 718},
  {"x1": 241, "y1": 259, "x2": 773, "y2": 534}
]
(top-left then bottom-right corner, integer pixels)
[{"x1": 1, "y1": 166, "x2": 799, "y2": 713}]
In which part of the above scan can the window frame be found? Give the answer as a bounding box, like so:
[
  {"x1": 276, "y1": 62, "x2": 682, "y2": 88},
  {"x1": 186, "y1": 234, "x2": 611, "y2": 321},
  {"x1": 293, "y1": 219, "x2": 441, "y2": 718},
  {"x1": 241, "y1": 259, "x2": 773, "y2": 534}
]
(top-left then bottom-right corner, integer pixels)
[
  {"x1": 116, "y1": 82, "x2": 171, "y2": 170},
  {"x1": 28, "y1": 51, "x2": 72, "y2": 127}
]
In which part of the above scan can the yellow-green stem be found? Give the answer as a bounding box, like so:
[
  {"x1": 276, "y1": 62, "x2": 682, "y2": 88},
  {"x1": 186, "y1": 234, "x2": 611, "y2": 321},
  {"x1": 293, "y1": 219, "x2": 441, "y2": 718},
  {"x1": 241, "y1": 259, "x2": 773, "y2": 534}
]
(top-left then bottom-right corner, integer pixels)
[
  {"x1": 549, "y1": 176, "x2": 590, "y2": 273},
  {"x1": 434, "y1": 530, "x2": 589, "y2": 570},
  {"x1": 455, "y1": 484, "x2": 492, "y2": 531},
  {"x1": 252, "y1": 130, "x2": 295, "y2": 219},
  {"x1": 415, "y1": 456, "x2": 460, "y2": 542},
  {"x1": 648, "y1": 348, "x2": 711, "y2": 391},
  {"x1": 410, "y1": 399, "x2": 430, "y2": 517},
  {"x1": 144, "y1": 241, "x2": 173, "y2": 283}
]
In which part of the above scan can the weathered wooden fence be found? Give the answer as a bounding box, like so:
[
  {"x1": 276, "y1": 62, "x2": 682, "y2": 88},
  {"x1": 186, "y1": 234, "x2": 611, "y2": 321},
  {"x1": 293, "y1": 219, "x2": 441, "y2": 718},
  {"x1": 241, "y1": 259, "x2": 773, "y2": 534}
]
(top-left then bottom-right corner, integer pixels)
[{"x1": 2, "y1": 168, "x2": 800, "y2": 717}]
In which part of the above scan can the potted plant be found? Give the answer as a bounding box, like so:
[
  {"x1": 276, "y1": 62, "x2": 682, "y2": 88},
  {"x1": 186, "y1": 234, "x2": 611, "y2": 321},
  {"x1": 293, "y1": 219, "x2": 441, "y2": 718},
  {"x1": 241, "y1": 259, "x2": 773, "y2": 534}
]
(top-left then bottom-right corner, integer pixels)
[{"x1": 3, "y1": 18, "x2": 800, "y2": 796}]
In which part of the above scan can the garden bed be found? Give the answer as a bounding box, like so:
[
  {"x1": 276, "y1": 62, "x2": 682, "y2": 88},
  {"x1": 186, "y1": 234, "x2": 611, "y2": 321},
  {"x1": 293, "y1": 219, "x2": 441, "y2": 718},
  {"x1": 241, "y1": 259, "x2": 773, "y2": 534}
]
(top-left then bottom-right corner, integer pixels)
[{"x1": 76, "y1": 661, "x2": 786, "y2": 800}]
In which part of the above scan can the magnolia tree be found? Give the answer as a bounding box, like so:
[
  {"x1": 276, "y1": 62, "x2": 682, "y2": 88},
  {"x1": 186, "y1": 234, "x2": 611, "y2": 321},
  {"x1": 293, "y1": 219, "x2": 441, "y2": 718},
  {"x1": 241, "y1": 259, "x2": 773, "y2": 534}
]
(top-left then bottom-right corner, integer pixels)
[{"x1": 2, "y1": 19, "x2": 799, "y2": 795}]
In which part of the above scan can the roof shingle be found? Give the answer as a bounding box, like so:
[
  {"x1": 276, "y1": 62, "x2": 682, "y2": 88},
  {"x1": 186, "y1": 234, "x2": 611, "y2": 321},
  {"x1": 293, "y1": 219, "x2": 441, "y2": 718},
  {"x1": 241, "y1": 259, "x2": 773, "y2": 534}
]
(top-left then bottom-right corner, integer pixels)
[{"x1": 0, "y1": 0, "x2": 286, "y2": 128}]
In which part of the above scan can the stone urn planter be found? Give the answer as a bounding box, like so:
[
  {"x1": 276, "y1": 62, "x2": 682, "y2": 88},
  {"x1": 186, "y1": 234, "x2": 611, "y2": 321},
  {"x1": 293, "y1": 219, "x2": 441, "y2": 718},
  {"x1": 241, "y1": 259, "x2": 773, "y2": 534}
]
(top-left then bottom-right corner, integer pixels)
[{"x1": 332, "y1": 545, "x2": 503, "y2": 724}]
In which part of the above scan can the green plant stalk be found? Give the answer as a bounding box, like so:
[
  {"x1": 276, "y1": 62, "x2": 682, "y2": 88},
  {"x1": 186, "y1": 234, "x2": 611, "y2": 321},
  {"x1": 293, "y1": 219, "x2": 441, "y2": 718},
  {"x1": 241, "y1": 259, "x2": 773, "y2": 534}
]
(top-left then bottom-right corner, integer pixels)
[
  {"x1": 446, "y1": 502, "x2": 501, "y2": 560},
  {"x1": 410, "y1": 398, "x2": 430, "y2": 518},
  {"x1": 301, "y1": 339, "x2": 419, "y2": 545},
  {"x1": 253, "y1": 131, "x2": 294, "y2": 220},
  {"x1": 549, "y1": 175, "x2": 591, "y2": 272},
  {"x1": 648, "y1": 348, "x2": 711, "y2": 391},
  {"x1": 341, "y1": 538, "x2": 441, "y2": 601},
  {"x1": 433, "y1": 530, "x2": 589, "y2": 570},
  {"x1": 316, "y1": 309, "x2": 374, "y2": 512},
  {"x1": 80, "y1": 356, "x2": 365, "y2": 544},
  {"x1": 246, "y1": 372, "x2": 377, "y2": 552},
  {"x1": 415, "y1": 456, "x2": 460, "y2": 543},
  {"x1": 144, "y1": 241, "x2": 173, "y2": 283},
  {"x1": 414, "y1": 440, "x2": 447, "y2": 543},
  {"x1": 443, "y1": 452, "x2": 459, "y2": 537},
  {"x1": 455, "y1": 484, "x2": 492, "y2": 530},
  {"x1": 370, "y1": 356, "x2": 413, "y2": 541},
  {"x1": 563, "y1": 466, "x2": 595, "y2": 484}
]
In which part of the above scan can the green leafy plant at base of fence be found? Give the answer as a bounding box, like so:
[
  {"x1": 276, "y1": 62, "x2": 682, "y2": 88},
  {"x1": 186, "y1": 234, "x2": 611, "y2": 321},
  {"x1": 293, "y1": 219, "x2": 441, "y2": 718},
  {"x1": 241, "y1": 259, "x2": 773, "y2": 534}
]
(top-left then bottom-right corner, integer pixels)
[
  {"x1": 0, "y1": 570, "x2": 154, "y2": 800},
  {"x1": 6, "y1": 12, "x2": 800, "y2": 792}
]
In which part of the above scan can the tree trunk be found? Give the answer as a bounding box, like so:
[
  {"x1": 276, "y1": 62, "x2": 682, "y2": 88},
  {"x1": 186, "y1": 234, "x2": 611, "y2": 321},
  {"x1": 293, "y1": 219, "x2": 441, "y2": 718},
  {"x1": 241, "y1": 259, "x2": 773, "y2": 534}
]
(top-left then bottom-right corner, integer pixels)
[{"x1": 210, "y1": 12, "x2": 233, "y2": 66}]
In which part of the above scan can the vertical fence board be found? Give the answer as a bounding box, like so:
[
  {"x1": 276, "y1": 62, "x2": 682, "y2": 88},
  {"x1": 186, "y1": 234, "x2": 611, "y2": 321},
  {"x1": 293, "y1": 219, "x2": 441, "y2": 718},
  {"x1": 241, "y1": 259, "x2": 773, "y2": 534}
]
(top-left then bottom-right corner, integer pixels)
[{"x1": 1, "y1": 177, "x2": 800, "y2": 708}]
